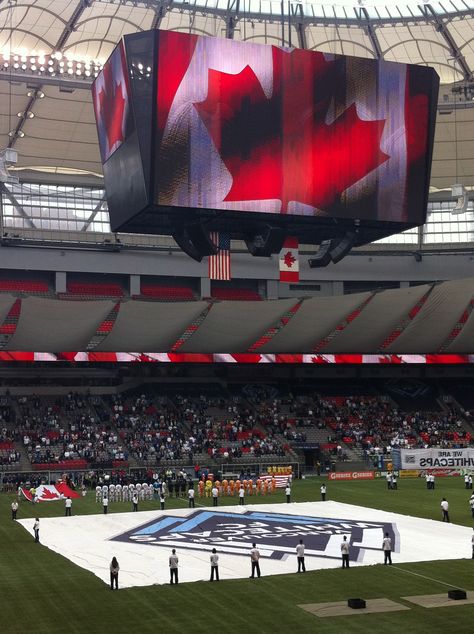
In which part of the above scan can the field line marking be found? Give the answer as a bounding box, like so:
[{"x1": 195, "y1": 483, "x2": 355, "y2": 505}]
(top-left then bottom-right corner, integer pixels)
[{"x1": 391, "y1": 565, "x2": 458, "y2": 588}]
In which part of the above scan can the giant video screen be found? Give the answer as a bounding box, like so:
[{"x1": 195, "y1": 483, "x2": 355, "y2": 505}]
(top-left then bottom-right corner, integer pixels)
[{"x1": 155, "y1": 31, "x2": 438, "y2": 224}]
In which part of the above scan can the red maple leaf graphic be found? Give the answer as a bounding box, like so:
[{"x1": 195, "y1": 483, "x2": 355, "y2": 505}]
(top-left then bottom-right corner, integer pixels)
[
  {"x1": 195, "y1": 48, "x2": 389, "y2": 213},
  {"x1": 40, "y1": 488, "x2": 59, "y2": 500},
  {"x1": 283, "y1": 251, "x2": 296, "y2": 268},
  {"x1": 98, "y1": 61, "x2": 126, "y2": 154}
]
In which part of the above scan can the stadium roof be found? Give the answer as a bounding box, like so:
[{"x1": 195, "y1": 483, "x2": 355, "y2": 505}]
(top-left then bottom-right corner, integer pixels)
[
  {"x1": 1, "y1": 277, "x2": 474, "y2": 352},
  {"x1": 0, "y1": 0, "x2": 473, "y2": 190}
]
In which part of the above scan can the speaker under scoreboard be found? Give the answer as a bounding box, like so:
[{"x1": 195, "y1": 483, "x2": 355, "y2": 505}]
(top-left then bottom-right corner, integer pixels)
[{"x1": 92, "y1": 30, "x2": 439, "y2": 258}]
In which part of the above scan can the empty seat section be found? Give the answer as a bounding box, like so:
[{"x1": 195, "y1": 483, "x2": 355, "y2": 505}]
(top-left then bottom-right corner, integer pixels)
[
  {"x1": 140, "y1": 284, "x2": 195, "y2": 301},
  {"x1": 211, "y1": 288, "x2": 261, "y2": 301}
]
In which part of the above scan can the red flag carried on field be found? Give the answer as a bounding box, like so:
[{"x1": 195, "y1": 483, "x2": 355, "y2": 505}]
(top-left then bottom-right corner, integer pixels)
[
  {"x1": 20, "y1": 483, "x2": 80, "y2": 502},
  {"x1": 209, "y1": 232, "x2": 231, "y2": 281},
  {"x1": 279, "y1": 237, "x2": 299, "y2": 282}
]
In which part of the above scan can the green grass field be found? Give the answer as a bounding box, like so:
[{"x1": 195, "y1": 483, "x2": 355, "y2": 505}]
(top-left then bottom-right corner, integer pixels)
[{"x1": 1, "y1": 476, "x2": 473, "y2": 634}]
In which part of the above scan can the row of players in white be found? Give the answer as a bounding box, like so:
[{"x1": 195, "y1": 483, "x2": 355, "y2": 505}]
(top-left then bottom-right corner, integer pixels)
[{"x1": 95, "y1": 483, "x2": 155, "y2": 503}]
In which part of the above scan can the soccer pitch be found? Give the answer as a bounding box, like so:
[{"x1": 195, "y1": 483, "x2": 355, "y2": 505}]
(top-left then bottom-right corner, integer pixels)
[{"x1": 2, "y1": 477, "x2": 474, "y2": 634}]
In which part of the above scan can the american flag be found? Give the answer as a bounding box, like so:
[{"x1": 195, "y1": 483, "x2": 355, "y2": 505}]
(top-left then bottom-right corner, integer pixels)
[{"x1": 209, "y1": 231, "x2": 231, "y2": 280}]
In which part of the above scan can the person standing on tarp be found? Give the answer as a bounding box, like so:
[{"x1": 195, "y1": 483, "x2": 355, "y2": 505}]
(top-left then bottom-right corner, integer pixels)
[
  {"x1": 110, "y1": 557, "x2": 119, "y2": 590},
  {"x1": 341, "y1": 535, "x2": 350, "y2": 568},
  {"x1": 382, "y1": 532, "x2": 392, "y2": 565},
  {"x1": 33, "y1": 518, "x2": 40, "y2": 543},
  {"x1": 210, "y1": 548, "x2": 219, "y2": 582},
  {"x1": 320, "y1": 484, "x2": 327, "y2": 501},
  {"x1": 250, "y1": 543, "x2": 261, "y2": 578},
  {"x1": 296, "y1": 539, "x2": 306, "y2": 573},
  {"x1": 169, "y1": 549, "x2": 179, "y2": 584}
]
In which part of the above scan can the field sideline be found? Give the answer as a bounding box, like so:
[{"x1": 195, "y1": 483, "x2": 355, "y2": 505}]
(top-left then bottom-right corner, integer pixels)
[{"x1": 1, "y1": 476, "x2": 473, "y2": 633}]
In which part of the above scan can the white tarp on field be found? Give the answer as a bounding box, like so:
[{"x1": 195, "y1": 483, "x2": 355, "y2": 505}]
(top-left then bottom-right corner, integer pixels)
[{"x1": 18, "y1": 502, "x2": 472, "y2": 589}]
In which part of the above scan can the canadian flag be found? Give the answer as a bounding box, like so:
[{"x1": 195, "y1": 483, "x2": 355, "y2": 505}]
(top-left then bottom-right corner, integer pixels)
[
  {"x1": 20, "y1": 483, "x2": 80, "y2": 502},
  {"x1": 279, "y1": 237, "x2": 299, "y2": 282}
]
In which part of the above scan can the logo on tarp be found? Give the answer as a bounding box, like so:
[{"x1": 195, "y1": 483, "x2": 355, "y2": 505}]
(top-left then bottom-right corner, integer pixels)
[{"x1": 111, "y1": 510, "x2": 397, "y2": 561}]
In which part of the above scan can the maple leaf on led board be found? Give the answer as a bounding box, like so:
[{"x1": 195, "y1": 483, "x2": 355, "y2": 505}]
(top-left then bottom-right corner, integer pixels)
[
  {"x1": 194, "y1": 48, "x2": 390, "y2": 213},
  {"x1": 98, "y1": 62, "x2": 127, "y2": 155},
  {"x1": 283, "y1": 251, "x2": 296, "y2": 268}
]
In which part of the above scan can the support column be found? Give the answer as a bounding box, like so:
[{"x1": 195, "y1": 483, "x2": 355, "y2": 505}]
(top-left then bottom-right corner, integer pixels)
[
  {"x1": 55, "y1": 271, "x2": 67, "y2": 294},
  {"x1": 201, "y1": 277, "x2": 211, "y2": 298},
  {"x1": 130, "y1": 274, "x2": 141, "y2": 297},
  {"x1": 332, "y1": 281, "x2": 344, "y2": 296},
  {"x1": 267, "y1": 279, "x2": 279, "y2": 299}
]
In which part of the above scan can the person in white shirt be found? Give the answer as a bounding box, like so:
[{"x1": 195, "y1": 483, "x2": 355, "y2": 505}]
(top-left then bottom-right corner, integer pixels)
[
  {"x1": 341, "y1": 535, "x2": 350, "y2": 568},
  {"x1": 11, "y1": 500, "x2": 18, "y2": 520},
  {"x1": 469, "y1": 494, "x2": 474, "y2": 519},
  {"x1": 441, "y1": 497, "x2": 450, "y2": 522},
  {"x1": 132, "y1": 493, "x2": 138, "y2": 512},
  {"x1": 33, "y1": 518, "x2": 40, "y2": 543},
  {"x1": 169, "y1": 549, "x2": 179, "y2": 584},
  {"x1": 285, "y1": 484, "x2": 291, "y2": 503},
  {"x1": 188, "y1": 487, "x2": 195, "y2": 508},
  {"x1": 382, "y1": 532, "x2": 392, "y2": 565},
  {"x1": 296, "y1": 539, "x2": 306, "y2": 573},
  {"x1": 469, "y1": 475, "x2": 473, "y2": 490},
  {"x1": 160, "y1": 491, "x2": 165, "y2": 510},
  {"x1": 212, "y1": 485, "x2": 219, "y2": 507},
  {"x1": 250, "y1": 543, "x2": 261, "y2": 578},
  {"x1": 472, "y1": 528, "x2": 474, "y2": 559},
  {"x1": 65, "y1": 496, "x2": 72, "y2": 517},
  {"x1": 430, "y1": 474, "x2": 435, "y2": 490},
  {"x1": 320, "y1": 484, "x2": 327, "y2": 501},
  {"x1": 103, "y1": 495, "x2": 109, "y2": 515},
  {"x1": 239, "y1": 485, "x2": 245, "y2": 506},
  {"x1": 210, "y1": 548, "x2": 219, "y2": 581},
  {"x1": 465, "y1": 474, "x2": 470, "y2": 490},
  {"x1": 425, "y1": 473, "x2": 430, "y2": 490}
]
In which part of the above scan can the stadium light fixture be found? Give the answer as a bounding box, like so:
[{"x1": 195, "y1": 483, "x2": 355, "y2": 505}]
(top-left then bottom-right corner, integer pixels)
[{"x1": 451, "y1": 183, "x2": 469, "y2": 215}]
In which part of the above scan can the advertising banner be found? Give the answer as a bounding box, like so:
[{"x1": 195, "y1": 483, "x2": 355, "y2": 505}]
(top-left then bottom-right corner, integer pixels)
[
  {"x1": 329, "y1": 471, "x2": 375, "y2": 481},
  {"x1": 400, "y1": 469, "x2": 421, "y2": 478},
  {"x1": 401, "y1": 448, "x2": 474, "y2": 469}
]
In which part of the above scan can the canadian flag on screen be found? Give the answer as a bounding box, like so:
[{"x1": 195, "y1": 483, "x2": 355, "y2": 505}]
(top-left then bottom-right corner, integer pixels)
[{"x1": 279, "y1": 237, "x2": 299, "y2": 282}]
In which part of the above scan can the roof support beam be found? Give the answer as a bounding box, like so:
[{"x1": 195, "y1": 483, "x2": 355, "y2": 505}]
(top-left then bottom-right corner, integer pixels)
[
  {"x1": 422, "y1": 4, "x2": 472, "y2": 80},
  {"x1": 81, "y1": 194, "x2": 107, "y2": 231},
  {"x1": 225, "y1": 0, "x2": 240, "y2": 39},
  {"x1": 152, "y1": 0, "x2": 173, "y2": 29},
  {"x1": 366, "y1": 23, "x2": 382, "y2": 59},
  {"x1": 0, "y1": 184, "x2": 37, "y2": 229},
  {"x1": 355, "y1": 7, "x2": 382, "y2": 59},
  {"x1": 55, "y1": 0, "x2": 93, "y2": 51},
  {"x1": 290, "y1": 3, "x2": 307, "y2": 49}
]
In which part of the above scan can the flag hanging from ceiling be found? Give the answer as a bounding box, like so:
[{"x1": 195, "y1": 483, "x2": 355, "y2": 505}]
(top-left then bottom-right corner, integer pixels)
[
  {"x1": 209, "y1": 232, "x2": 231, "y2": 280},
  {"x1": 279, "y1": 237, "x2": 299, "y2": 282}
]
